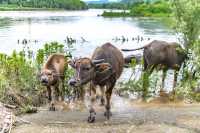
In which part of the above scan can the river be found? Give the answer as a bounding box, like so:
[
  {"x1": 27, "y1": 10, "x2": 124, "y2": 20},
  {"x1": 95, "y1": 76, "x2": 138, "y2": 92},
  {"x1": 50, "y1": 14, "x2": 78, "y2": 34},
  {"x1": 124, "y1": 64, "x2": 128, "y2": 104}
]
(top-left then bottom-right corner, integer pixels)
[
  {"x1": 0, "y1": 9, "x2": 177, "y2": 90},
  {"x1": 0, "y1": 9, "x2": 176, "y2": 55}
]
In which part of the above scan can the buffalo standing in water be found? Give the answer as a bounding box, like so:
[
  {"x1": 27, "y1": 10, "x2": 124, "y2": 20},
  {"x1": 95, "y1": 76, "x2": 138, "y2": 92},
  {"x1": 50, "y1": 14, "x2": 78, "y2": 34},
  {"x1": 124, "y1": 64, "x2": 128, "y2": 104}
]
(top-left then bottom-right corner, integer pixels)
[
  {"x1": 122, "y1": 40, "x2": 187, "y2": 93},
  {"x1": 69, "y1": 43, "x2": 124, "y2": 123}
]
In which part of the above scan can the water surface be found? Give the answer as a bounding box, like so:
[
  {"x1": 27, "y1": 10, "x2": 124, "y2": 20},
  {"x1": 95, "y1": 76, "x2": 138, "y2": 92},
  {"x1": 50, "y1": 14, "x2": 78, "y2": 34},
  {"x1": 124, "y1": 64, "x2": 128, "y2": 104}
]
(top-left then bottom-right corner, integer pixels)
[
  {"x1": 0, "y1": 9, "x2": 177, "y2": 90},
  {"x1": 0, "y1": 9, "x2": 176, "y2": 56}
]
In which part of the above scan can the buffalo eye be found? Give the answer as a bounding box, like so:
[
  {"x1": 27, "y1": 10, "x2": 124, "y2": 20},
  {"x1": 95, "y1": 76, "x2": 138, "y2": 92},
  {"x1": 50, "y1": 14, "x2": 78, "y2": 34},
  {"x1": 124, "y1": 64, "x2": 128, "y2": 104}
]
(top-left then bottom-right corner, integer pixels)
[
  {"x1": 83, "y1": 67, "x2": 90, "y2": 71},
  {"x1": 47, "y1": 73, "x2": 52, "y2": 76}
]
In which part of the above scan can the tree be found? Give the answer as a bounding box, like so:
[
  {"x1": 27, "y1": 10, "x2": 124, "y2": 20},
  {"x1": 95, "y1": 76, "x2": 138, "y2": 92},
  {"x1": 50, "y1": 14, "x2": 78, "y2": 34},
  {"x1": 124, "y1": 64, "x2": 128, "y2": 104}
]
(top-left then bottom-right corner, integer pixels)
[{"x1": 171, "y1": 0, "x2": 200, "y2": 49}]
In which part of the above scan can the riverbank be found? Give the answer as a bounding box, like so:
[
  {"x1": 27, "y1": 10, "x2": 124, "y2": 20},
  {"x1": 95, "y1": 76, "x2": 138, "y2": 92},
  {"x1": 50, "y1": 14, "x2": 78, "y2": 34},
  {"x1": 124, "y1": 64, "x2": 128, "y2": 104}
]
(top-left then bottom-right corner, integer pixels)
[
  {"x1": 0, "y1": 0, "x2": 88, "y2": 11},
  {"x1": 101, "y1": 10, "x2": 131, "y2": 17},
  {"x1": 0, "y1": 6, "x2": 63, "y2": 11},
  {"x1": 12, "y1": 95, "x2": 200, "y2": 133},
  {"x1": 101, "y1": 11, "x2": 171, "y2": 17}
]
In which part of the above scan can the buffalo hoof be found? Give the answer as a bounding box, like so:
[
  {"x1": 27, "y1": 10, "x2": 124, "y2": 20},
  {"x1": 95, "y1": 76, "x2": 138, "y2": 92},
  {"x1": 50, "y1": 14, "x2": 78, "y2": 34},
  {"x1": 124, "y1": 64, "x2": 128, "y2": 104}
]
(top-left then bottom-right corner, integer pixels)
[
  {"x1": 88, "y1": 115, "x2": 95, "y2": 123},
  {"x1": 49, "y1": 106, "x2": 55, "y2": 111},
  {"x1": 104, "y1": 111, "x2": 112, "y2": 119},
  {"x1": 99, "y1": 102, "x2": 105, "y2": 106},
  {"x1": 100, "y1": 98, "x2": 105, "y2": 106},
  {"x1": 87, "y1": 112, "x2": 96, "y2": 123},
  {"x1": 49, "y1": 105, "x2": 56, "y2": 111}
]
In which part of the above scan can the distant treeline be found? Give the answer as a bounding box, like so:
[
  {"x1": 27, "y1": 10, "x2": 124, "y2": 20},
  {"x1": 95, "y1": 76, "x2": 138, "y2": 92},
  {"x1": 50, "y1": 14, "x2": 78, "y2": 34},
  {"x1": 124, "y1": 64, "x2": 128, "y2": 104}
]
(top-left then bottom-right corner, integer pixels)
[
  {"x1": 88, "y1": 0, "x2": 162, "y2": 9},
  {"x1": 0, "y1": 0, "x2": 88, "y2": 10},
  {"x1": 101, "y1": 0, "x2": 171, "y2": 17},
  {"x1": 88, "y1": 3, "x2": 128, "y2": 9}
]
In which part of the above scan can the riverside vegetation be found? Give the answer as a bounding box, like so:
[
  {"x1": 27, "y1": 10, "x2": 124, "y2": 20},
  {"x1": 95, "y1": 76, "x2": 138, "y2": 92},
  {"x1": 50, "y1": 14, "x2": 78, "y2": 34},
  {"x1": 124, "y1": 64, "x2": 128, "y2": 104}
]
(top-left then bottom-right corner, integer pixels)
[
  {"x1": 0, "y1": 42, "x2": 74, "y2": 114},
  {"x1": 101, "y1": 0, "x2": 172, "y2": 17}
]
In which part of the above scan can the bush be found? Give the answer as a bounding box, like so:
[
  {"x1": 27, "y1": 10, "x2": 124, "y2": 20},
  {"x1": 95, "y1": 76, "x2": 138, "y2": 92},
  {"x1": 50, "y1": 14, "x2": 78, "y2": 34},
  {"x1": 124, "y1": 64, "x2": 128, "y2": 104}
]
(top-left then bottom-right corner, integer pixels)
[{"x1": 171, "y1": 0, "x2": 200, "y2": 102}]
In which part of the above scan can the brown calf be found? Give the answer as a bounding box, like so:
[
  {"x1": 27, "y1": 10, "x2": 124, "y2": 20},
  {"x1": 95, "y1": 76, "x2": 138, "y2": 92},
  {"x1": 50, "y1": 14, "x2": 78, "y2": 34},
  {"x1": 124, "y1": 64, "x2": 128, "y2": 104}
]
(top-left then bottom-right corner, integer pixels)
[{"x1": 40, "y1": 54, "x2": 67, "y2": 111}]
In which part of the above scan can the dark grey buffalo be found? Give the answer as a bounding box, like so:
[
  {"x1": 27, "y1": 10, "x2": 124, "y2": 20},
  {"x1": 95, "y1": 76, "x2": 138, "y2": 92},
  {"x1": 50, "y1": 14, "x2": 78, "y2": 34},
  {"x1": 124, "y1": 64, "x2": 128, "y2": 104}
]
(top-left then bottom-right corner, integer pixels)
[
  {"x1": 122, "y1": 40, "x2": 187, "y2": 92},
  {"x1": 69, "y1": 43, "x2": 124, "y2": 123}
]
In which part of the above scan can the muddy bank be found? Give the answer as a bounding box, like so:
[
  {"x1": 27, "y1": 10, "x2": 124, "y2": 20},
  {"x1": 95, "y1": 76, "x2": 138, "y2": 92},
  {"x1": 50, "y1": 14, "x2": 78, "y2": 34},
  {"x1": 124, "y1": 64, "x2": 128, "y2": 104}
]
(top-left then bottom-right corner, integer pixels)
[{"x1": 12, "y1": 95, "x2": 200, "y2": 133}]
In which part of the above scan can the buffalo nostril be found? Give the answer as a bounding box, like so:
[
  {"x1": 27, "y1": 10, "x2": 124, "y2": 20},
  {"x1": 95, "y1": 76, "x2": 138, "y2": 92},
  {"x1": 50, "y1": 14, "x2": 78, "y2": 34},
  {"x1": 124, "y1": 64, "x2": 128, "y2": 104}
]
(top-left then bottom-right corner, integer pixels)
[
  {"x1": 41, "y1": 79, "x2": 48, "y2": 84},
  {"x1": 68, "y1": 79, "x2": 77, "y2": 86}
]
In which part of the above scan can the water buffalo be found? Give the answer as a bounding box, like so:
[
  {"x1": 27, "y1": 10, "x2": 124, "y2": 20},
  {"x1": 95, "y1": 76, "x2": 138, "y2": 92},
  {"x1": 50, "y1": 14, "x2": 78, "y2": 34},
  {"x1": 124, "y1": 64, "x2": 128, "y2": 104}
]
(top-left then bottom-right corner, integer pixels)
[
  {"x1": 40, "y1": 54, "x2": 67, "y2": 111},
  {"x1": 122, "y1": 40, "x2": 187, "y2": 93},
  {"x1": 68, "y1": 43, "x2": 124, "y2": 123},
  {"x1": 124, "y1": 54, "x2": 142, "y2": 67}
]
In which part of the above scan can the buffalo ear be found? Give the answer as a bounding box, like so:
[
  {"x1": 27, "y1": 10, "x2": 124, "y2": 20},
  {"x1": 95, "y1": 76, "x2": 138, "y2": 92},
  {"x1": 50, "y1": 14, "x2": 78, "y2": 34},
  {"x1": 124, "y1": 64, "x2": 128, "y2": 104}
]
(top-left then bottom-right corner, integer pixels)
[
  {"x1": 95, "y1": 63, "x2": 112, "y2": 73},
  {"x1": 68, "y1": 60, "x2": 76, "y2": 68},
  {"x1": 92, "y1": 59, "x2": 105, "y2": 65}
]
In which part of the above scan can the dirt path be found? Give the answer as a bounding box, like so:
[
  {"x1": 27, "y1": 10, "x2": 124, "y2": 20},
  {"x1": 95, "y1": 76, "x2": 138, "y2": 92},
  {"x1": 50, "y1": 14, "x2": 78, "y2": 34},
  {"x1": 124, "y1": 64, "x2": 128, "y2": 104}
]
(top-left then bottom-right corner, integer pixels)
[{"x1": 12, "y1": 95, "x2": 200, "y2": 133}]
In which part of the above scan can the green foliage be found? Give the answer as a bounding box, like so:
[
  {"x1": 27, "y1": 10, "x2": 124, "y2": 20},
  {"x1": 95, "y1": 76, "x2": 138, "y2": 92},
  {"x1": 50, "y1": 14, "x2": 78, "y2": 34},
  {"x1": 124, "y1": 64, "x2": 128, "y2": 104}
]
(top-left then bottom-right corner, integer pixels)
[
  {"x1": 130, "y1": 0, "x2": 171, "y2": 17},
  {"x1": 20, "y1": 105, "x2": 38, "y2": 114},
  {"x1": 101, "y1": 0, "x2": 171, "y2": 17},
  {"x1": 101, "y1": 11, "x2": 130, "y2": 17},
  {"x1": 89, "y1": 3, "x2": 128, "y2": 9},
  {"x1": 171, "y1": 0, "x2": 200, "y2": 101},
  {"x1": 119, "y1": 58, "x2": 161, "y2": 100},
  {"x1": 171, "y1": 0, "x2": 200, "y2": 48},
  {"x1": 36, "y1": 42, "x2": 65, "y2": 66},
  {"x1": 0, "y1": 51, "x2": 36, "y2": 93},
  {"x1": 0, "y1": 0, "x2": 87, "y2": 10}
]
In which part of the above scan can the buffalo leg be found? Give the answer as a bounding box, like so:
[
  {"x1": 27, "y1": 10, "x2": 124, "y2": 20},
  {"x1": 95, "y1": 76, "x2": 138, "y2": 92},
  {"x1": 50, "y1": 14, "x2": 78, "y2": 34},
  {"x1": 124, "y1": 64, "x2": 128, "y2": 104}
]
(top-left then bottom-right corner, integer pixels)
[
  {"x1": 54, "y1": 85, "x2": 59, "y2": 101},
  {"x1": 79, "y1": 86, "x2": 85, "y2": 101},
  {"x1": 173, "y1": 70, "x2": 178, "y2": 95},
  {"x1": 100, "y1": 86, "x2": 105, "y2": 106},
  {"x1": 161, "y1": 69, "x2": 167, "y2": 92},
  {"x1": 87, "y1": 83, "x2": 96, "y2": 123},
  {"x1": 49, "y1": 86, "x2": 56, "y2": 111},
  {"x1": 59, "y1": 78, "x2": 65, "y2": 101},
  {"x1": 143, "y1": 58, "x2": 148, "y2": 71},
  {"x1": 47, "y1": 86, "x2": 52, "y2": 102},
  {"x1": 104, "y1": 81, "x2": 115, "y2": 120}
]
